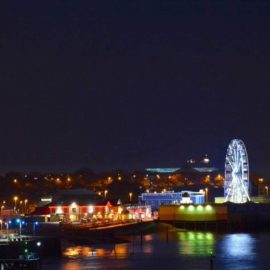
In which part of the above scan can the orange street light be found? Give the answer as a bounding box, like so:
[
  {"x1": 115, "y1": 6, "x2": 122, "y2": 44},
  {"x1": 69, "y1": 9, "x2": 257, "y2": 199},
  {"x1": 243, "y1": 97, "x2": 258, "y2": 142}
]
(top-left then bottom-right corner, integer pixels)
[
  {"x1": 205, "y1": 188, "x2": 208, "y2": 202},
  {"x1": 13, "y1": 196, "x2": 18, "y2": 212},
  {"x1": 0, "y1": 205, "x2": 4, "y2": 215},
  {"x1": 129, "y1": 192, "x2": 133, "y2": 202},
  {"x1": 24, "y1": 199, "x2": 28, "y2": 214},
  {"x1": 258, "y1": 178, "x2": 264, "y2": 183}
]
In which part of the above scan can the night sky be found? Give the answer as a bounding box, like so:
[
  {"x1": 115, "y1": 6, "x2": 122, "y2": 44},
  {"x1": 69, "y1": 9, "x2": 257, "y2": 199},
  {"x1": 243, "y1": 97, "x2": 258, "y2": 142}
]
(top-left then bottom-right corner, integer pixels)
[{"x1": 1, "y1": 1, "x2": 270, "y2": 175}]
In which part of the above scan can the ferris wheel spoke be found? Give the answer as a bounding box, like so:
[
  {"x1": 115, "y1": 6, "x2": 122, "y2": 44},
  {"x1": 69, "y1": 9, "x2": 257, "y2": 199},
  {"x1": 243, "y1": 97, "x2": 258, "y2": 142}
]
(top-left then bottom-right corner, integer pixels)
[
  {"x1": 226, "y1": 156, "x2": 235, "y2": 171},
  {"x1": 234, "y1": 148, "x2": 238, "y2": 167}
]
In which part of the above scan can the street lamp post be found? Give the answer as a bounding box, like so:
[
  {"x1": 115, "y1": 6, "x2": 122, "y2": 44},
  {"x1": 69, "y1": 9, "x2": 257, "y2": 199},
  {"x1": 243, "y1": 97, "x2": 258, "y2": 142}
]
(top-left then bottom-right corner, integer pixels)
[
  {"x1": 16, "y1": 219, "x2": 22, "y2": 236},
  {"x1": 0, "y1": 220, "x2": 2, "y2": 234},
  {"x1": 104, "y1": 190, "x2": 108, "y2": 198},
  {"x1": 258, "y1": 178, "x2": 264, "y2": 195},
  {"x1": 129, "y1": 192, "x2": 133, "y2": 202},
  {"x1": 5, "y1": 222, "x2": 9, "y2": 235},
  {"x1": 13, "y1": 196, "x2": 18, "y2": 212},
  {"x1": 205, "y1": 188, "x2": 208, "y2": 203},
  {"x1": 33, "y1": 221, "x2": 39, "y2": 236},
  {"x1": 24, "y1": 199, "x2": 28, "y2": 214},
  {"x1": 19, "y1": 201, "x2": 23, "y2": 213},
  {"x1": 265, "y1": 186, "x2": 269, "y2": 196}
]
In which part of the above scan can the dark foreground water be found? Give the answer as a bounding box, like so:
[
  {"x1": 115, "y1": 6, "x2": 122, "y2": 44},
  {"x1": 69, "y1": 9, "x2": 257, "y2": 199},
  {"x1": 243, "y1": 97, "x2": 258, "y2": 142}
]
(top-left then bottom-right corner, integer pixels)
[{"x1": 43, "y1": 228, "x2": 270, "y2": 270}]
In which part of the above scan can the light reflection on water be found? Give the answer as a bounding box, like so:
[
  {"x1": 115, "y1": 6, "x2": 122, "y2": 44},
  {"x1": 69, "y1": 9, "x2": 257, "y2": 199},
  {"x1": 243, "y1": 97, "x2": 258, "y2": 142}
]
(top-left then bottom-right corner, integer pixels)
[
  {"x1": 45, "y1": 230, "x2": 270, "y2": 269},
  {"x1": 220, "y1": 234, "x2": 256, "y2": 258},
  {"x1": 177, "y1": 231, "x2": 215, "y2": 256}
]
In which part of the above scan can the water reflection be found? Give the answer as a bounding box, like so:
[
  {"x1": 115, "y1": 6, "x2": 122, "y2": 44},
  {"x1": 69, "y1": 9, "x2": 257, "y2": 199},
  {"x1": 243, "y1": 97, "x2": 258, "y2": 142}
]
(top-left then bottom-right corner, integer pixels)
[
  {"x1": 220, "y1": 234, "x2": 256, "y2": 258},
  {"x1": 63, "y1": 243, "x2": 130, "y2": 259},
  {"x1": 58, "y1": 231, "x2": 264, "y2": 270},
  {"x1": 177, "y1": 231, "x2": 215, "y2": 256},
  {"x1": 216, "y1": 233, "x2": 258, "y2": 270}
]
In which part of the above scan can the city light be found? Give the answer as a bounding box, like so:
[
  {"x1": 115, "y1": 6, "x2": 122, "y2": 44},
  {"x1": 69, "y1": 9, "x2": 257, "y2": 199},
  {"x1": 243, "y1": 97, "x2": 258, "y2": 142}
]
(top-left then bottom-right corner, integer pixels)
[
  {"x1": 36, "y1": 241, "x2": 42, "y2": 247},
  {"x1": 16, "y1": 219, "x2": 22, "y2": 236},
  {"x1": 13, "y1": 196, "x2": 18, "y2": 212},
  {"x1": 88, "y1": 205, "x2": 94, "y2": 214},
  {"x1": 33, "y1": 221, "x2": 39, "y2": 236},
  {"x1": 205, "y1": 188, "x2": 208, "y2": 202},
  {"x1": 24, "y1": 199, "x2": 28, "y2": 214},
  {"x1": 56, "y1": 206, "x2": 63, "y2": 214},
  {"x1": 0, "y1": 220, "x2": 2, "y2": 233}
]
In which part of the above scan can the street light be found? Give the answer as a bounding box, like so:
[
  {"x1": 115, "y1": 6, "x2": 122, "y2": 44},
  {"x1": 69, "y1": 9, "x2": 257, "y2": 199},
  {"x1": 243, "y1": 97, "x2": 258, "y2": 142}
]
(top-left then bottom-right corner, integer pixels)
[
  {"x1": 258, "y1": 178, "x2": 264, "y2": 183},
  {"x1": 19, "y1": 200, "x2": 23, "y2": 212},
  {"x1": 33, "y1": 221, "x2": 39, "y2": 236},
  {"x1": 104, "y1": 190, "x2": 108, "y2": 198},
  {"x1": 0, "y1": 205, "x2": 4, "y2": 215},
  {"x1": 265, "y1": 186, "x2": 269, "y2": 196},
  {"x1": 205, "y1": 188, "x2": 209, "y2": 203},
  {"x1": 258, "y1": 178, "x2": 264, "y2": 195},
  {"x1": 5, "y1": 222, "x2": 9, "y2": 235},
  {"x1": 13, "y1": 196, "x2": 18, "y2": 212},
  {"x1": 0, "y1": 220, "x2": 2, "y2": 234},
  {"x1": 24, "y1": 199, "x2": 28, "y2": 214},
  {"x1": 129, "y1": 192, "x2": 133, "y2": 202},
  {"x1": 16, "y1": 219, "x2": 22, "y2": 236}
]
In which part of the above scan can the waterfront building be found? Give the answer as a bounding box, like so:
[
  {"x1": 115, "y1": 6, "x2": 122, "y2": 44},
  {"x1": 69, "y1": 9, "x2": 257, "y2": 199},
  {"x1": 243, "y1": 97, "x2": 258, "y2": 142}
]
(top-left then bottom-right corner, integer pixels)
[
  {"x1": 124, "y1": 205, "x2": 152, "y2": 220},
  {"x1": 139, "y1": 190, "x2": 205, "y2": 210},
  {"x1": 47, "y1": 189, "x2": 112, "y2": 222},
  {"x1": 31, "y1": 189, "x2": 152, "y2": 223}
]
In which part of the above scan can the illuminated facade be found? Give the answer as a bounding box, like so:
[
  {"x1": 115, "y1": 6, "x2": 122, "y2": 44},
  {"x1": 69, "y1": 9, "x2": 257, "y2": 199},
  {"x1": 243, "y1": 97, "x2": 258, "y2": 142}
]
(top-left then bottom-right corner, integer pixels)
[
  {"x1": 224, "y1": 139, "x2": 250, "y2": 203},
  {"x1": 139, "y1": 190, "x2": 205, "y2": 210},
  {"x1": 46, "y1": 189, "x2": 110, "y2": 222},
  {"x1": 159, "y1": 204, "x2": 228, "y2": 221},
  {"x1": 49, "y1": 202, "x2": 113, "y2": 222}
]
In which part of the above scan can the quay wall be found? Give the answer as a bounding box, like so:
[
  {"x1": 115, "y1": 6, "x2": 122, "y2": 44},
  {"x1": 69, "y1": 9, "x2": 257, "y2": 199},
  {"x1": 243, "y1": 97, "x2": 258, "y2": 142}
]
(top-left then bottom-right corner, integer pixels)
[{"x1": 158, "y1": 203, "x2": 270, "y2": 230}]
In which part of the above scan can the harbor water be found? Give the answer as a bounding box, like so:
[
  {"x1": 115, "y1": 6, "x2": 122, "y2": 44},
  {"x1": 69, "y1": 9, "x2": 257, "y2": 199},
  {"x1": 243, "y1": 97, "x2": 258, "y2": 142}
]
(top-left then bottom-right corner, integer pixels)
[{"x1": 43, "y1": 227, "x2": 270, "y2": 270}]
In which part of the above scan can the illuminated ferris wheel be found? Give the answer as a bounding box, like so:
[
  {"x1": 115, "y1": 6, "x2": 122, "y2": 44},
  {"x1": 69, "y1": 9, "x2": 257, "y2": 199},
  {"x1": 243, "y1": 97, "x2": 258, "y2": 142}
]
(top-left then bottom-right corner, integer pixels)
[{"x1": 224, "y1": 139, "x2": 250, "y2": 203}]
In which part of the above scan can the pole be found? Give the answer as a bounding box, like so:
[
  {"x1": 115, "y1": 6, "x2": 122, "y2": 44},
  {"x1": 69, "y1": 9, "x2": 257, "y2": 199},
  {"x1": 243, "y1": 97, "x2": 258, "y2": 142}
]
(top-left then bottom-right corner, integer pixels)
[
  {"x1": 210, "y1": 253, "x2": 214, "y2": 270},
  {"x1": 19, "y1": 221, "x2": 21, "y2": 237}
]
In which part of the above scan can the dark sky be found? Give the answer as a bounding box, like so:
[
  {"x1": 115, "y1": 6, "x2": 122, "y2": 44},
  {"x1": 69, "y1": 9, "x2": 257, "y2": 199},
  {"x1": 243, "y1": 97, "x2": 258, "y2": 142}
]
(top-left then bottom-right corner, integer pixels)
[{"x1": 1, "y1": 1, "x2": 270, "y2": 175}]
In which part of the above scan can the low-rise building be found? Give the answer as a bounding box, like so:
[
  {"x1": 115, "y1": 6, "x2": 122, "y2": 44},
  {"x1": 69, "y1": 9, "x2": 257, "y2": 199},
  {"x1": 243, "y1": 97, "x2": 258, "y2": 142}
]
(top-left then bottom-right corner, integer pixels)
[{"x1": 139, "y1": 190, "x2": 205, "y2": 210}]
